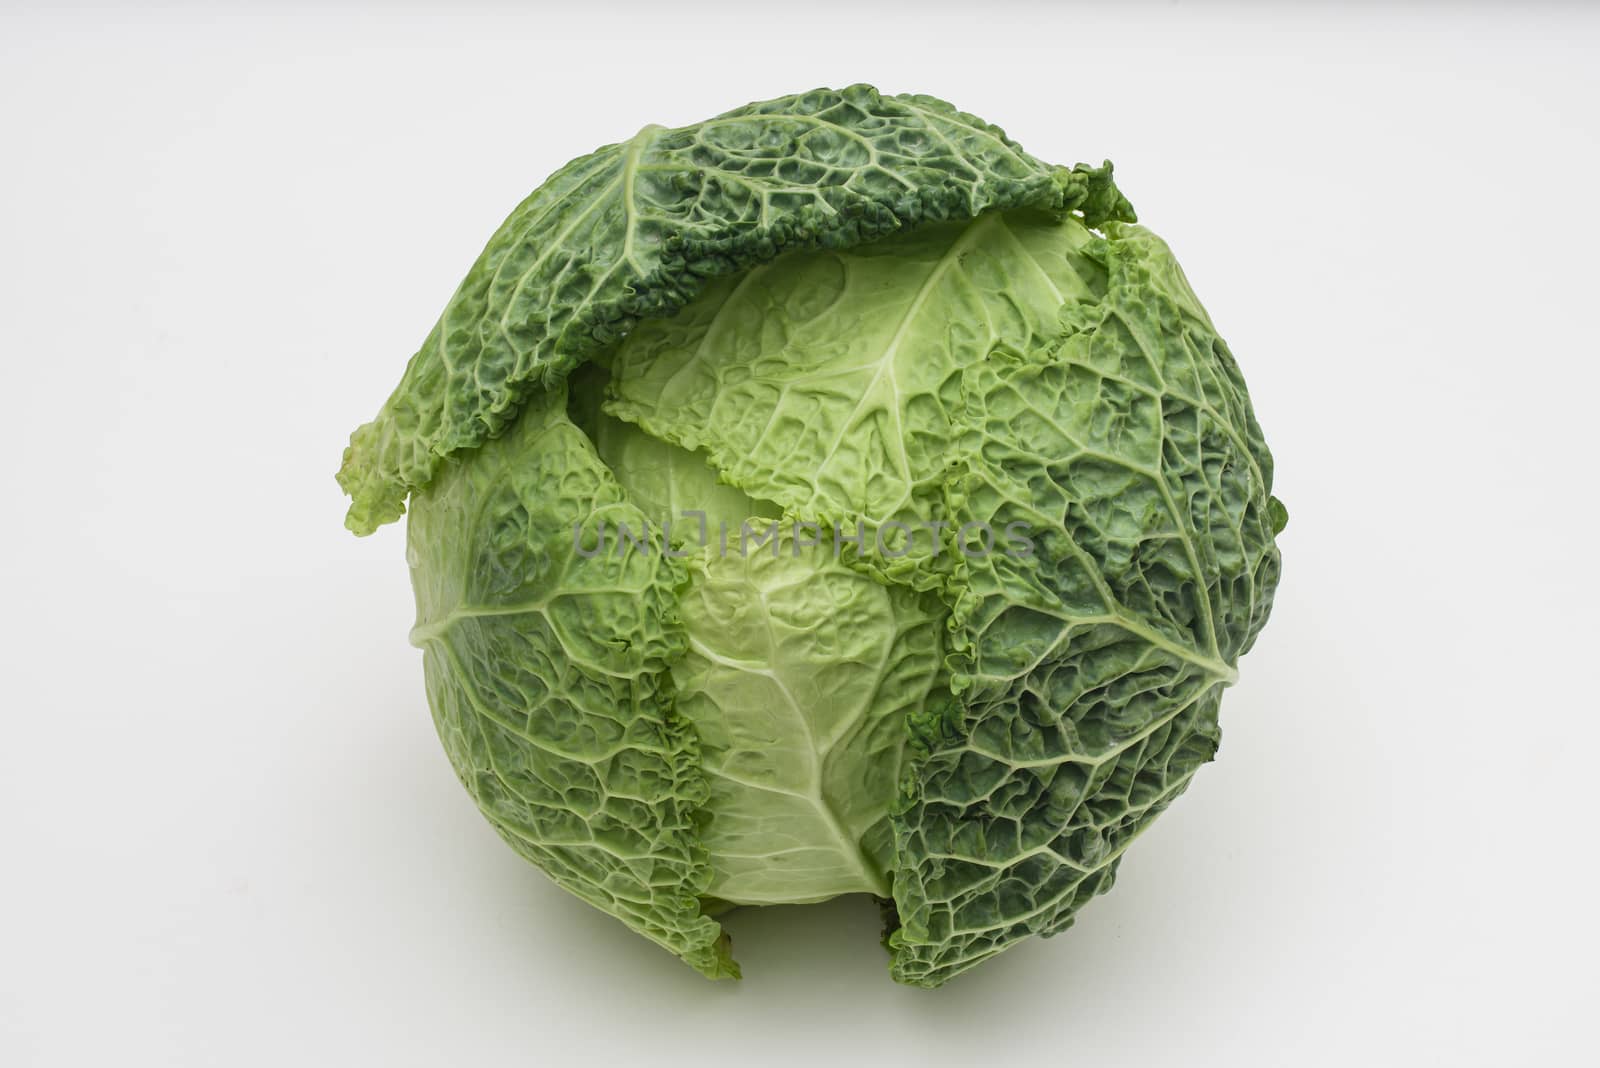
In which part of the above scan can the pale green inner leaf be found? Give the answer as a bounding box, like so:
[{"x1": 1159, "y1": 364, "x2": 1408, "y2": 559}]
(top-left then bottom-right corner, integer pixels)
[{"x1": 604, "y1": 211, "x2": 1107, "y2": 532}]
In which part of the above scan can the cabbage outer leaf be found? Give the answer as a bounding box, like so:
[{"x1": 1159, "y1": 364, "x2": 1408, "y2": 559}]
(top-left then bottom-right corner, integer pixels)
[
  {"x1": 887, "y1": 224, "x2": 1282, "y2": 985},
  {"x1": 338, "y1": 85, "x2": 1131, "y2": 535},
  {"x1": 406, "y1": 387, "x2": 737, "y2": 979}
]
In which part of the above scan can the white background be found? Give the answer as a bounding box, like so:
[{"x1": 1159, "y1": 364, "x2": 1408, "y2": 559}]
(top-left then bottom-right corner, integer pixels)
[{"x1": 3, "y1": 3, "x2": 1596, "y2": 1065}]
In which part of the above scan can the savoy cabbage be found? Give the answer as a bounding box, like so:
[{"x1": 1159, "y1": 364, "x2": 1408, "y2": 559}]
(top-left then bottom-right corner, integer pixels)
[{"x1": 338, "y1": 85, "x2": 1284, "y2": 987}]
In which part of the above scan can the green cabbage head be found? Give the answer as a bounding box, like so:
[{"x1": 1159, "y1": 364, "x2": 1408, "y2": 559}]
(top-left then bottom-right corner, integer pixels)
[{"x1": 338, "y1": 85, "x2": 1285, "y2": 987}]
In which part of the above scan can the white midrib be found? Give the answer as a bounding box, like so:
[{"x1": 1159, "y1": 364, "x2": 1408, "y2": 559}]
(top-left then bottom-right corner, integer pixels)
[
  {"x1": 618, "y1": 124, "x2": 660, "y2": 272},
  {"x1": 493, "y1": 122, "x2": 659, "y2": 344}
]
